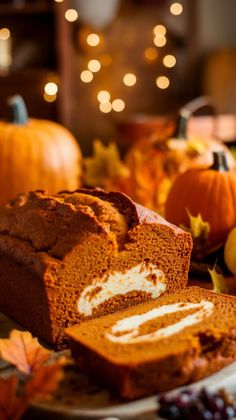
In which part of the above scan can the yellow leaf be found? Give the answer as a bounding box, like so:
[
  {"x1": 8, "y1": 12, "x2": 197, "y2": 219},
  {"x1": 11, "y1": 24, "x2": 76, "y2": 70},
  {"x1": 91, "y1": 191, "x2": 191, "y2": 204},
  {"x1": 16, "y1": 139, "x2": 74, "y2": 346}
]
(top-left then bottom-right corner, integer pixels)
[
  {"x1": 0, "y1": 330, "x2": 52, "y2": 375},
  {"x1": 186, "y1": 138, "x2": 206, "y2": 155},
  {"x1": 180, "y1": 210, "x2": 214, "y2": 261},
  {"x1": 185, "y1": 209, "x2": 210, "y2": 240},
  {"x1": 208, "y1": 264, "x2": 229, "y2": 294},
  {"x1": 84, "y1": 140, "x2": 130, "y2": 188}
]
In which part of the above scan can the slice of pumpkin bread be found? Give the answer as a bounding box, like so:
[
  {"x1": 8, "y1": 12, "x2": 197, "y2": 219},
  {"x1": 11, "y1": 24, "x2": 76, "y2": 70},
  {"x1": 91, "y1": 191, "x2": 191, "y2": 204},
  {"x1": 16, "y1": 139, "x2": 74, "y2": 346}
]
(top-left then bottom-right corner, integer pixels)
[{"x1": 66, "y1": 287, "x2": 236, "y2": 399}]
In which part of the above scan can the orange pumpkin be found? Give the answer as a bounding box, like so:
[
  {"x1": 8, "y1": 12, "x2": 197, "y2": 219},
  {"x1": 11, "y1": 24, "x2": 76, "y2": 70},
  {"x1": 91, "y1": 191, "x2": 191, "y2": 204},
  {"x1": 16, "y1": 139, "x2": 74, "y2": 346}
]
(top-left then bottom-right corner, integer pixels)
[
  {"x1": 124, "y1": 97, "x2": 235, "y2": 214},
  {"x1": 165, "y1": 151, "x2": 236, "y2": 247},
  {"x1": 125, "y1": 133, "x2": 235, "y2": 214},
  {"x1": 0, "y1": 95, "x2": 82, "y2": 204}
]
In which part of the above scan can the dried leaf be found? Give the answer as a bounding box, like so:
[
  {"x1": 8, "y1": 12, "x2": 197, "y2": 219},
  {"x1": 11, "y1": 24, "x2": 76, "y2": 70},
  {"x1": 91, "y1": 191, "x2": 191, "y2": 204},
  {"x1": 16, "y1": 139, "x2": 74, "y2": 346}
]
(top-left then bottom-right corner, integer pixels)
[
  {"x1": 24, "y1": 357, "x2": 66, "y2": 400},
  {"x1": 0, "y1": 376, "x2": 20, "y2": 420},
  {"x1": 0, "y1": 330, "x2": 52, "y2": 375},
  {"x1": 0, "y1": 360, "x2": 65, "y2": 420},
  {"x1": 84, "y1": 140, "x2": 130, "y2": 188},
  {"x1": 185, "y1": 209, "x2": 210, "y2": 240},
  {"x1": 0, "y1": 331, "x2": 66, "y2": 420},
  {"x1": 180, "y1": 210, "x2": 216, "y2": 261},
  {"x1": 185, "y1": 138, "x2": 206, "y2": 156},
  {"x1": 208, "y1": 264, "x2": 229, "y2": 294}
]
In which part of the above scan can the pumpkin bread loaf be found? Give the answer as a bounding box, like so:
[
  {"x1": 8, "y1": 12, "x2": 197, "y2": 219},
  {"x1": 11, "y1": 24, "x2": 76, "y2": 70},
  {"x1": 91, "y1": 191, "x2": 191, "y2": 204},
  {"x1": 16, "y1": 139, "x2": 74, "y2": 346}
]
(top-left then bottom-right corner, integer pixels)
[
  {"x1": 0, "y1": 189, "x2": 192, "y2": 348},
  {"x1": 66, "y1": 287, "x2": 236, "y2": 399}
]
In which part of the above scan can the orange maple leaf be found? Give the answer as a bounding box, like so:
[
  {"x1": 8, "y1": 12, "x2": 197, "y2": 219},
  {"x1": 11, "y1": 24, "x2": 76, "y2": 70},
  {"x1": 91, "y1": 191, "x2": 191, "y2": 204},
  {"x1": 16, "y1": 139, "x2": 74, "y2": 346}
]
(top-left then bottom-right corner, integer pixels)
[
  {"x1": 0, "y1": 356, "x2": 66, "y2": 420},
  {"x1": 0, "y1": 376, "x2": 20, "y2": 420},
  {"x1": 0, "y1": 330, "x2": 66, "y2": 420},
  {"x1": 0, "y1": 330, "x2": 52, "y2": 375},
  {"x1": 24, "y1": 357, "x2": 66, "y2": 400}
]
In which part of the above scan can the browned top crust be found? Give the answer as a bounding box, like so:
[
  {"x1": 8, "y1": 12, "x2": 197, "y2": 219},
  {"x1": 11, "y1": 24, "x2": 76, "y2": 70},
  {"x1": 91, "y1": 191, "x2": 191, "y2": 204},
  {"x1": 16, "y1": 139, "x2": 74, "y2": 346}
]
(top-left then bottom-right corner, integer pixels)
[
  {"x1": 0, "y1": 188, "x2": 189, "y2": 260},
  {"x1": 77, "y1": 188, "x2": 185, "y2": 231}
]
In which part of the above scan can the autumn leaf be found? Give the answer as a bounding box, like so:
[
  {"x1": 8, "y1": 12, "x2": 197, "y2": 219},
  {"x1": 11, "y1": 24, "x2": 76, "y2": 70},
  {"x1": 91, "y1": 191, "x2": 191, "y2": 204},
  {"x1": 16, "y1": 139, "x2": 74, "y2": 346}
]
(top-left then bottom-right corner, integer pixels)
[
  {"x1": 0, "y1": 330, "x2": 66, "y2": 420},
  {"x1": 208, "y1": 264, "x2": 229, "y2": 294},
  {"x1": 84, "y1": 139, "x2": 130, "y2": 188},
  {"x1": 24, "y1": 357, "x2": 66, "y2": 400},
  {"x1": 0, "y1": 360, "x2": 66, "y2": 420},
  {"x1": 185, "y1": 138, "x2": 207, "y2": 156},
  {"x1": 180, "y1": 209, "x2": 222, "y2": 261},
  {"x1": 0, "y1": 376, "x2": 20, "y2": 420},
  {"x1": 181, "y1": 209, "x2": 210, "y2": 240},
  {"x1": 0, "y1": 330, "x2": 52, "y2": 375}
]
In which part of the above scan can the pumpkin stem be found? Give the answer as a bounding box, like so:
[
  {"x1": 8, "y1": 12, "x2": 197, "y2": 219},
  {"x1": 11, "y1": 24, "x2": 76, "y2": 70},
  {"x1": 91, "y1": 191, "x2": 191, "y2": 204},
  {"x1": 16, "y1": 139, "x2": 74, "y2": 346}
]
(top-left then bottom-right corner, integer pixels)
[
  {"x1": 7, "y1": 95, "x2": 28, "y2": 124},
  {"x1": 174, "y1": 110, "x2": 189, "y2": 139},
  {"x1": 210, "y1": 151, "x2": 229, "y2": 172},
  {"x1": 174, "y1": 96, "x2": 215, "y2": 139}
]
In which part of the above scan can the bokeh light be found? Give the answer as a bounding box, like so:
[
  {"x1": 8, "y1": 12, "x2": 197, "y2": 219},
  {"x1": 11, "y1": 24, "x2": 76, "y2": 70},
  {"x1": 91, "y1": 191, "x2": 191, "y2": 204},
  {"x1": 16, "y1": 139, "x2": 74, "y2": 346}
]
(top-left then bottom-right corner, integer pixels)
[
  {"x1": 99, "y1": 102, "x2": 112, "y2": 113},
  {"x1": 170, "y1": 2, "x2": 183, "y2": 15},
  {"x1": 44, "y1": 82, "x2": 58, "y2": 95},
  {"x1": 87, "y1": 33, "x2": 100, "y2": 47},
  {"x1": 65, "y1": 9, "x2": 78, "y2": 22},
  {"x1": 97, "y1": 90, "x2": 111, "y2": 103},
  {"x1": 44, "y1": 93, "x2": 57, "y2": 102},
  {"x1": 144, "y1": 47, "x2": 158, "y2": 61},
  {"x1": 153, "y1": 25, "x2": 166, "y2": 36},
  {"x1": 123, "y1": 73, "x2": 137, "y2": 87},
  {"x1": 156, "y1": 76, "x2": 170, "y2": 89},
  {"x1": 112, "y1": 99, "x2": 125, "y2": 112},
  {"x1": 163, "y1": 55, "x2": 176, "y2": 68},
  {"x1": 0, "y1": 28, "x2": 10, "y2": 41},
  {"x1": 80, "y1": 70, "x2": 93, "y2": 83},
  {"x1": 153, "y1": 36, "x2": 167, "y2": 47},
  {"x1": 88, "y1": 59, "x2": 101, "y2": 72}
]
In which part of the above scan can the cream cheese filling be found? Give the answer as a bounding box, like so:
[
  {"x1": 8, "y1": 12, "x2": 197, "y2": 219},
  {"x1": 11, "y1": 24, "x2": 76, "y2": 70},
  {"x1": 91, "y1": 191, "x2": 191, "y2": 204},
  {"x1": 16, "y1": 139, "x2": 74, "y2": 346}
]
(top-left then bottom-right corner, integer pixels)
[
  {"x1": 77, "y1": 263, "x2": 166, "y2": 316},
  {"x1": 106, "y1": 300, "x2": 214, "y2": 344}
]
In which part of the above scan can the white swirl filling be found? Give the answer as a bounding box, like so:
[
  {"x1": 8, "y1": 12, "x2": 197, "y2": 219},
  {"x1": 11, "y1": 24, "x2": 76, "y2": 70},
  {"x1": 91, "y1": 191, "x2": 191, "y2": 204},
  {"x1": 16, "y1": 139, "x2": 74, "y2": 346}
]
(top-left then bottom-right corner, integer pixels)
[
  {"x1": 106, "y1": 300, "x2": 214, "y2": 344},
  {"x1": 77, "y1": 263, "x2": 166, "y2": 316}
]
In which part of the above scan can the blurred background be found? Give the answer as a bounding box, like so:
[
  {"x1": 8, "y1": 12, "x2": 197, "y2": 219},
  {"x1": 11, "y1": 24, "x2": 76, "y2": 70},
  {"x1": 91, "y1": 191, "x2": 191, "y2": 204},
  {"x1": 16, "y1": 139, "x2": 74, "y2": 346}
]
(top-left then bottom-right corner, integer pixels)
[{"x1": 0, "y1": 0, "x2": 236, "y2": 155}]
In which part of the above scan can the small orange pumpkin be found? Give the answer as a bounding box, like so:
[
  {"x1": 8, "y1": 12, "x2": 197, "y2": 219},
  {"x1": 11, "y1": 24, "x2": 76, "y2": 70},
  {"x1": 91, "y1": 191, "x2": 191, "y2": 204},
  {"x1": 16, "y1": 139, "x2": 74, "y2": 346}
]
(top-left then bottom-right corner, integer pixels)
[
  {"x1": 165, "y1": 151, "x2": 236, "y2": 247},
  {"x1": 0, "y1": 95, "x2": 82, "y2": 204},
  {"x1": 124, "y1": 98, "x2": 235, "y2": 214}
]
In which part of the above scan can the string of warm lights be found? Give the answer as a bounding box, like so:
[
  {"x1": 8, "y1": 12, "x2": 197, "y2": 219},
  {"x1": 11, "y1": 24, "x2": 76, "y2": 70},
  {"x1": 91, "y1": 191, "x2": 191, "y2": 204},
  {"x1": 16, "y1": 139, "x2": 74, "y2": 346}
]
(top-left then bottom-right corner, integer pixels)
[
  {"x1": 42, "y1": 1, "x2": 79, "y2": 102},
  {"x1": 51, "y1": 0, "x2": 183, "y2": 110},
  {"x1": 0, "y1": 1, "x2": 183, "y2": 107}
]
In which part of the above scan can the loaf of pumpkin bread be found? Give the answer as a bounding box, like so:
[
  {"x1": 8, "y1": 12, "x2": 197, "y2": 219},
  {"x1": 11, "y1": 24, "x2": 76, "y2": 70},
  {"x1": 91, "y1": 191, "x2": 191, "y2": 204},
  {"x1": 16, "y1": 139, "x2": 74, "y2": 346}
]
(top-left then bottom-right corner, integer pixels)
[{"x1": 0, "y1": 189, "x2": 192, "y2": 347}]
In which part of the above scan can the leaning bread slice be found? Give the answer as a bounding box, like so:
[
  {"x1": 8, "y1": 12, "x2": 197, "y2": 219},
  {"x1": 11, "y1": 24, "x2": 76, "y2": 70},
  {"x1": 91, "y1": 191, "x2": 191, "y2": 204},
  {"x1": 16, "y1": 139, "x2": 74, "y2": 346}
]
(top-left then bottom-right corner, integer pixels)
[{"x1": 66, "y1": 286, "x2": 236, "y2": 399}]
